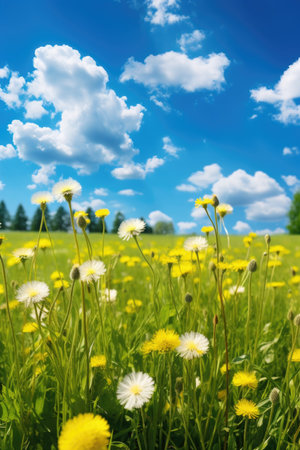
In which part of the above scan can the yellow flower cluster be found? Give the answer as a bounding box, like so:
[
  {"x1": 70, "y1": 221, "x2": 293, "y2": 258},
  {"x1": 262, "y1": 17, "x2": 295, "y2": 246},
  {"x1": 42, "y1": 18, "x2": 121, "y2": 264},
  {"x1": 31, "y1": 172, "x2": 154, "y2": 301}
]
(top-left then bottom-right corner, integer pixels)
[{"x1": 142, "y1": 329, "x2": 180, "y2": 354}]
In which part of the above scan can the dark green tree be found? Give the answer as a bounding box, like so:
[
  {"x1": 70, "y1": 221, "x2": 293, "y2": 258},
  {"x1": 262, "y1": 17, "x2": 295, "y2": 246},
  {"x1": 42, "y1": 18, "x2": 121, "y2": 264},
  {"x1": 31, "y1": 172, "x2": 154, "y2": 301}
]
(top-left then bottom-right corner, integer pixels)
[
  {"x1": 153, "y1": 221, "x2": 174, "y2": 235},
  {"x1": 287, "y1": 190, "x2": 300, "y2": 234},
  {"x1": 30, "y1": 206, "x2": 51, "y2": 231},
  {"x1": 85, "y1": 207, "x2": 98, "y2": 233},
  {"x1": 111, "y1": 211, "x2": 125, "y2": 233},
  {"x1": 51, "y1": 206, "x2": 70, "y2": 231},
  {"x1": 0, "y1": 201, "x2": 10, "y2": 229},
  {"x1": 140, "y1": 217, "x2": 153, "y2": 234},
  {"x1": 11, "y1": 204, "x2": 28, "y2": 231}
]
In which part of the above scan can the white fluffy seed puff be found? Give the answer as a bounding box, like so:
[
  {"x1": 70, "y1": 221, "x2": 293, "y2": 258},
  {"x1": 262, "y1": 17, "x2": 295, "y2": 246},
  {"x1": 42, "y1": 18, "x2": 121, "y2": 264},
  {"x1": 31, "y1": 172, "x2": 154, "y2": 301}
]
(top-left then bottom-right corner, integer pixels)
[
  {"x1": 16, "y1": 281, "x2": 49, "y2": 307},
  {"x1": 52, "y1": 178, "x2": 82, "y2": 202},
  {"x1": 118, "y1": 219, "x2": 146, "y2": 241},
  {"x1": 79, "y1": 260, "x2": 106, "y2": 283},
  {"x1": 177, "y1": 332, "x2": 209, "y2": 360},
  {"x1": 184, "y1": 236, "x2": 208, "y2": 252},
  {"x1": 117, "y1": 372, "x2": 155, "y2": 410}
]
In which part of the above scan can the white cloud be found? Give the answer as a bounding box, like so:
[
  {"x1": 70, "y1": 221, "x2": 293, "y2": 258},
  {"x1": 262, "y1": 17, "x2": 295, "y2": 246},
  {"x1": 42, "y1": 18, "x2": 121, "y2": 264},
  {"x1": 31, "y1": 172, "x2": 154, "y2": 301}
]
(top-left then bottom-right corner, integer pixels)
[
  {"x1": 177, "y1": 221, "x2": 197, "y2": 233},
  {"x1": 177, "y1": 30, "x2": 205, "y2": 53},
  {"x1": 24, "y1": 100, "x2": 47, "y2": 119},
  {"x1": 32, "y1": 164, "x2": 56, "y2": 185},
  {"x1": 212, "y1": 169, "x2": 283, "y2": 206},
  {"x1": 149, "y1": 95, "x2": 170, "y2": 111},
  {"x1": 188, "y1": 163, "x2": 222, "y2": 188},
  {"x1": 27, "y1": 184, "x2": 36, "y2": 190},
  {"x1": 233, "y1": 221, "x2": 251, "y2": 233},
  {"x1": 0, "y1": 71, "x2": 25, "y2": 108},
  {"x1": 148, "y1": 210, "x2": 172, "y2": 226},
  {"x1": 0, "y1": 67, "x2": 9, "y2": 78},
  {"x1": 255, "y1": 227, "x2": 285, "y2": 235},
  {"x1": 0, "y1": 181, "x2": 4, "y2": 190},
  {"x1": 251, "y1": 58, "x2": 300, "y2": 124},
  {"x1": 282, "y1": 175, "x2": 300, "y2": 187},
  {"x1": 145, "y1": 0, "x2": 187, "y2": 26},
  {"x1": 0, "y1": 144, "x2": 17, "y2": 159},
  {"x1": 94, "y1": 187, "x2": 108, "y2": 196},
  {"x1": 6, "y1": 44, "x2": 145, "y2": 174},
  {"x1": 176, "y1": 183, "x2": 197, "y2": 192},
  {"x1": 121, "y1": 51, "x2": 230, "y2": 93},
  {"x1": 73, "y1": 198, "x2": 105, "y2": 211},
  {"x1": 245, "y1": 194, "x2": 291, "y2": 221},
  {"x1": 163, "y1": 136, "x2": 181, "y2": 157},
  {"x1": 112, "y1": 155, "x2": 165, "y2": 179},
  {"x1": 283, "y1": 146, "x2": 299, "y2": 155},
  {"x1": 118, "y1": 189, "x2": 142, "y2": 196},
  {"x1": 191, "y1": 207, "x2": 206, "y2": 220}
]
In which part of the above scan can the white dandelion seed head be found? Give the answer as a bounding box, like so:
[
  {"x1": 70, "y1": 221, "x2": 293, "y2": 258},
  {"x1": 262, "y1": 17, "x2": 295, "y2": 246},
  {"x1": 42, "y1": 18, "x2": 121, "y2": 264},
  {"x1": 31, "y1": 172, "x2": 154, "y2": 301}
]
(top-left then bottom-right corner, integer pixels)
[
  {"x1": 31, "y1": 191, "x2": 54, "y2": 205},
  {"x1": 16, "y1": 281, "x2": 49, "y2": 307},
  {"x1": 101, "y1": 288, "x2": 117, "y2": 303},
  {"x1": 117, "y1": 371, "x2": 155, "y2": 410},
  {"x1": 177, "y1": 332, "x2": 209, "y2": 360},
  {"x1": 52, "y1": 178, "x2": 82, "y2": 202},
  {"x1": 118, "y1": 219, "x2": 146, "y2": 241},
  {"x1": 229, "y1": 285, "x2": 245, "y2": 295},
  {"x1": 184, "y1": 237, "x2": 208, "y2": 252},
  {"x1": 13, "y1": 248, "x2": 35, "y2": 260},
  {"x1": 79, "y1": 260, "x2": 106, "y2": 283}
]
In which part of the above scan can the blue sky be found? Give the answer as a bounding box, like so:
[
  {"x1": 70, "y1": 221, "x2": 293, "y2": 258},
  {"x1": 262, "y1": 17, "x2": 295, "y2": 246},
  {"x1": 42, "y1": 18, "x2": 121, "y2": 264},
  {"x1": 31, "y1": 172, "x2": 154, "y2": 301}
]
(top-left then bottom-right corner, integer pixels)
[{"x1": 0, "y1": 0, "x2": 299, "y2": 234}]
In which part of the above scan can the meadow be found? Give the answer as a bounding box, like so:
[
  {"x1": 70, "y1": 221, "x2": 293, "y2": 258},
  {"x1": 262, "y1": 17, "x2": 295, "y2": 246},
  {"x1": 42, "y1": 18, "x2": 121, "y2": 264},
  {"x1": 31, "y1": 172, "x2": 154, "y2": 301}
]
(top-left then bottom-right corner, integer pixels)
[{"x1": 0, "y1": 191, "x2": 299, "y2": 449}]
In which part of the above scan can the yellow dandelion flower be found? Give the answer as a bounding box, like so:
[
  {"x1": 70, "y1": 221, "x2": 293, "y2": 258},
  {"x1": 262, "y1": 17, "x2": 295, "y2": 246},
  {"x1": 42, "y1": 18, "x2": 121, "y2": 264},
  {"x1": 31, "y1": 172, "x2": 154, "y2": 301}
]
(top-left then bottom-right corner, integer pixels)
[
  {"x1": 91, "y1": 355, "x2": 107, "y2": 368},
  {"x1": 54, "y1": 279, "x2": 70, "y2": 289},
  {"x1": 290, "y1": 275, "x2": 300, "y2": 285},
  {"x1": 39, "y1": 238, "x2": 51, "y2": 250},
  {"x1": 58, "y1": 413, "x2": 110, "y2": 450},
  {"x1": 220, "y1": 363, "x2": 230, "y2": 375},
  {"x1": 141, "y1": 340, "x2": 153, "y2": 355},
  {"x1": 22, "y1": 322, "x2": 38, "y2": 333},
  {"x1": 248, "y1": 232, "x2": 257, "y2": 238},
  {"x1": 290, "y1": 349, "x2": 300, "y2": 362},
  {"x1": 243, "y1": 237, "x2": 252, "y2": 248},
  {"x1": 269, "y1": 245, "x2": 290, "y2": 256},
  {"x1": 123, "y1": 275, "x2": 133, "y2": 283},
  {"x1": 95, "y1": 209, "x2": 110, "y2": 218},
  {"x1": 268, "y1": 260, "x2": 282, "y2": 268},
  {"x1": 195, "y1": 197, "x2": 214, "y2": 209},
  {"x1": 218, "y1": 389, "x2": 227, "y2": 400},
  {"x1": 201, "y1": 226, "x2": 214, "y2": 234},
  {"x1": 51, "y1": 271, "x2": 65, "y2": 281},
  {"x1": 74, "y1": 211, "x2": 88, "y2": 218},
  {"x1": 125, "y1": 299, "x2": 142, "y2": 314},
  {"x1": 235, "y1": 399, "x2": 259, "y2": 419},
  {"x1": 171, "y1": 262, "x2": 195, "y2": 278},
  {"x1": 232, "y1": 371, "x2": 258, "y2": 389},
  {"x1": 266, "y1": 281, "x2": 285, "y2": 289},
  {"x1": 216, "y1": 203, "x2": 233, "y2": 218},
  {"x1": 230, "y1": 260, "x2": 249, "y2": 272},
  {"x1": 151, "y1": 329, "x2": 180, "y2": 353}
]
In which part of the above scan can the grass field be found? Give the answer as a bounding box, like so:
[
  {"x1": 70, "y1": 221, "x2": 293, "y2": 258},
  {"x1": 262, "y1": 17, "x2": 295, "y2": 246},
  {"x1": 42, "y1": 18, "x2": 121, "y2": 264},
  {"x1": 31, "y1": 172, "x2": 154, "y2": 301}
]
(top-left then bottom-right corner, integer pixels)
[{"x1": 0, "y1": 222, "x2": 300, "y2": 449}]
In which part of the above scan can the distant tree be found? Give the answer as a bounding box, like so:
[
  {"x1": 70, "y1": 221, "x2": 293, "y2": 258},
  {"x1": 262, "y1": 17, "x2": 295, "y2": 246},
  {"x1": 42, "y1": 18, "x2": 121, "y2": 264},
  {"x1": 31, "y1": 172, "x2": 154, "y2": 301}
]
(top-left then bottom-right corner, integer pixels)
[
  {"x1": 112, "y1": 211, "x2": 125, "y2": 233},
  {"x1": 0, "y1": 201, "x2": 10, "y2": 229},
  {"x1": 30, "y1": 206, "x2": 51, "y2": 231},
  {"x1": 287, "y1": 190, "x2": 300, "y2": 234},
  {"x1": 153, "y1": 221, "x2": 174, "y2": 235},
  {"x1": 51, "y1": 206, "x2": 70, "y2": 231},
  {"x1": 98, "y1": 217, "x2": 108, "y2": 233},
  {"x1": 140, "y1": 217, "x2": 153, "y2": 234},
  {"x1": 11, "y1": 204, "x2": 28, "y2": 231},
  {"x1": 85, "y1": 207, "x2": 98, "y2": 233}
]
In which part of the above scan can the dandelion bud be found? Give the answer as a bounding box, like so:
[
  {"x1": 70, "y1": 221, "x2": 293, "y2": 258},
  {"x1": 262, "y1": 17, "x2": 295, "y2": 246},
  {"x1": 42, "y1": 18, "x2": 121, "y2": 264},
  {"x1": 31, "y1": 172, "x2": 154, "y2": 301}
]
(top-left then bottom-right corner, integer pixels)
[
  {"x1": 77, "y1": 215, "x2": 87, "y2": 229},
  {"x1": 220, "y1": 255, "x2": 224, "y2": 262},
  {"x1": 263, "y1": 252, "x2": 267, "y2": 257},
  {"x1": 11, "y1": 280, "x2": 18, "y2": 289},
  {"x1": 70, "y1": 265, "x2": 80, "y2": 281},
  {"x1": 209, "y1": 261, "x2": 216, "y2": 272},
  {"x1": 294, "y1": 314, "x2": 300, "y2": 327},
  {"x1": 213, "y1": 314, "x2": 218, "y2": 326},
  {"x1": 185, "y1": 293, "x2": 193, "y2": 303},
  {"x1": 248, "y1": 259, "x2": 257, "y2": 273},
  {"x1": 151, "y1": 251, "x2": 155, "y2": 258},
  {"x1": 167, "y1": 262, "x2": 173, "y2": 270},
  {"x1": 265, "y1": 234, "x2": 271, "y2": 245},
  {"x1": 175, "y1": 377, "x2": 183, "y2": 394},
  {"x1": 269, "y1": 387, "x2": 280, "y2": 404},
  {"x1": 212, "y1": 194, "x2": 219, "y2": 207},
  {"x1": 287, "y1": 309, "x2": 294, "y2": 321}
]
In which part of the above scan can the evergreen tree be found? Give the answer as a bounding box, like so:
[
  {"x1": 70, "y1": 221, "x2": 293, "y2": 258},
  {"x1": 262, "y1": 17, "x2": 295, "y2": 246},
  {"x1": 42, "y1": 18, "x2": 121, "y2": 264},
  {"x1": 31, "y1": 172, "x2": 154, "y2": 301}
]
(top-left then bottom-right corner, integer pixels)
[
  {"x1": 112, "y1": 211, "x2": 125, "y2": 233},
  {"x1": 51, "y1": 206, "x2": 70, "y2": 231},
  {"x1": 85, "y1": 207, "x2": 98, "y2": 233},
  {"x1": 30, "y1": 206, "x2": 51, "y2": 231},
  {"x1": 140, "y1": 217, "x2": 153, "y2": 234},
  {"x1": 0, "y1": 201, "x2": 10, "y2": 229},
  {"x1": 153, "y1": 221, "x2": 174, "y2": 235},
  {"x1": 11, "y1": 204, "x2": 28, "y2": 231},
  {"x1": 98, "y1": 217, "x2": 108, "y2": 233},
  {"x1": 287, "y1": 190, "x2": 300, "y2": 234}
]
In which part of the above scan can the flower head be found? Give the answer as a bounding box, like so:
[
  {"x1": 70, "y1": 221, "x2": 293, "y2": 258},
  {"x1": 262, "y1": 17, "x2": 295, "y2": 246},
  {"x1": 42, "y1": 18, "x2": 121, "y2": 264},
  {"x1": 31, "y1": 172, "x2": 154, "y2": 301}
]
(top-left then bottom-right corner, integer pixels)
[
  {"x1": 201, "y1": 226, "x2": 214, "y2": 234},
  {"x1": 80, "y1": 260, "x2": 106, "y2": 283},
  {"x1": 31, "y1": 191, "x2": 53, "y2": 207},
  {"x1": 58, "y1": 413, "x2": 110, "y2": 450},
  {"x1": 117, "y1": 371, "x2": 155, "y2": 410},
  {"x1": 235, "y1": 399, "x2": 259, "y2": 419},
  {"x1": 118, "y1": 219, "x2": 146, "y2": 241},
  {"x1": 290, "y1": 348, "x2": 300, "y2": 362},
  {"x1": 91, "y1": 355, "x2": 107, "y2": 368},
  {"x1": 95, "y1": 209, "x2": 110, "y2": 218},
  {"x1": 232, "y1": 371, "x2": 258, "y2": 389},
  {"x1": 101, "y1": 288, "x2": 117, "y2": 303},
  {"x1": 195, "y1": 197, "x2": 214, "y2": 209},
  {"x1": 13, "y1": 247, "x2": 34, "y2": 261},
  {"x1": 216, "y1": 203, "x2": 233, "y2": 218},
  {"x1": 177, "y1": 332, "x2": 209, "y2": 359},
  {"x1": 52, "y1": 178, "x2": 82, "y2": 203},
  {"x1": 16, "y1": 281, "x2": 49, "y2": 307},
  {"x1": 22, "y1": 322, "x2": 38, "y2": 333},
  {"x1": 184, "y1": 237, "x2": 208, "y2": 252},
  {"x1": 151, "y1": 329, "x2": 180, "y2": 353}
]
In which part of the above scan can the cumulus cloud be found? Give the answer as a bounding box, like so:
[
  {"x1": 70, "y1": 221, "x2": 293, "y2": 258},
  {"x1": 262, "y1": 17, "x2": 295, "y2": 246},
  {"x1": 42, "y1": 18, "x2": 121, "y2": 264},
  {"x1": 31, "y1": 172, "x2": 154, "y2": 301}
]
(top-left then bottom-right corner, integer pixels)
[
  {"x1": 163, "y1": 136, "x2": 181, "y2": 157},
  {"x1": 73, "y1": 198, "x2": 106, "y2": 211},
  {"x1": 145, "y1": 0, "x2": 187, "y2": 26},
  {"x1": 177, "y1": 30, "x2": 205, "y2": 53},
  {"x1": 255, "y1": 227, "x2": 285, "y2": 235},
  {"x1": 112, "y1": 155, "x2": 165, "y2": 179},
  {"x1": 212, "y1": 169, "x2": 283, "y2": 206},
  {"x1": 0, "y1": 144, "x2": 17, "y2": 159},
  {"x1": 118, "y1": 189, "x2": 142, "y2": 196},
  {"x1": 233, "y1": 221, "x2": 251, "y2": 233},
  {"x1": 245, "y1": 194, "x2": 291, "y2": 221},
  {"x1": 27, "y1": 184, "x2": 36, "y2": 190},
  {"x1": 32, "y1": 164, "x2": 56, "y2": 185},
  {"x1": 251, "y1": 58, "x2": 300, "y2": 124},
  {"x1": 191, "y1": 207, "x2": 206, "y2": 220},
  {"x1": 0, "y1": 71, "x2": 25, "y2": 108},
  {"x1": 282, "y1": 175, "x2": 300, "y2": 193},
  {"x1": 177, "y1": 221, "x2": 197, "y2": 233},
  {"x1": 176, "y1": 184, "x2": 197, "y2": 192},
  {"x1": 148, "y1": 210, "x2": 172, "y2": 226},
  {"x1": 283, "y1": 146, "x2": 299, "y2": 156},
  {"x1": 5, "y1": 44, "x2": 145, "y2": 174},
  {"x1": 188, "y1": 163, "x2": 222, "y2": 188},
  {"x1": 120, "y1": 51, "x2": 230, "y2": 93},
  {"x1": 94, "y1": 187, "x2": 108, "y2": 196},
  {"x1": 24, "y1": 100, "x2": 47, "y2": 119},
  {"x1": 0, "y1": 67, "x2": 9, "y2": 78}
]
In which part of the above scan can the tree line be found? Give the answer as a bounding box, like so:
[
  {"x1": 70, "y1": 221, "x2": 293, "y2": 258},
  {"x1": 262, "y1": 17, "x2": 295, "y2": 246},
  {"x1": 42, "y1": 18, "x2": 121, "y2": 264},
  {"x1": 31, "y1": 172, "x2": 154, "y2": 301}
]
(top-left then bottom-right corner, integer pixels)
[{"x1": 0, "y1": 201, "x2": 175, "y2": 234}]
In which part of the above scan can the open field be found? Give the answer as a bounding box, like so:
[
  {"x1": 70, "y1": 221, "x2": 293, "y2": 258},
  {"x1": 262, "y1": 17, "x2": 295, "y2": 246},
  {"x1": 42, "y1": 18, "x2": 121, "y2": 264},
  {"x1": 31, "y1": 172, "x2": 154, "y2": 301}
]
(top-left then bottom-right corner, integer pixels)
[{"x1": 0, "y1": 226, "x2": 300, "y2": 449}]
